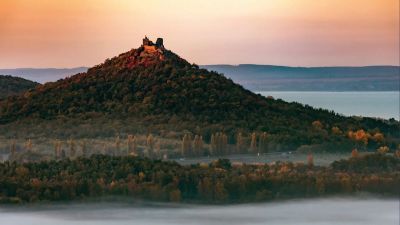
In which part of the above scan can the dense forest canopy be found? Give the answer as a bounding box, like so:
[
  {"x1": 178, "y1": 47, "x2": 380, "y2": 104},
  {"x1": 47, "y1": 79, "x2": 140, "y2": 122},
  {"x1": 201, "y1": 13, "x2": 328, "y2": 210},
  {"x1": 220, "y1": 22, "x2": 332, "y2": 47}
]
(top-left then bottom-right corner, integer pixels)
[
  {"x1": 0, "y1": 38, "x2": 398, "y2": 152},
  {"x1": 0, "y1": 153, "x2": 399, "y2": 204}
]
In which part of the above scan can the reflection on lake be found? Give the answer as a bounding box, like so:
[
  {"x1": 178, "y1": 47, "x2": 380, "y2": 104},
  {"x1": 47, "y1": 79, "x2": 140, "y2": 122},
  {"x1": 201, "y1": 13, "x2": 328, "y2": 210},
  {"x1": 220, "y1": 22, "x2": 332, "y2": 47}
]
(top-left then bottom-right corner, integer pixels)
[{"x1": 1, "y1": 198, "x2": 398, "y2": 225}]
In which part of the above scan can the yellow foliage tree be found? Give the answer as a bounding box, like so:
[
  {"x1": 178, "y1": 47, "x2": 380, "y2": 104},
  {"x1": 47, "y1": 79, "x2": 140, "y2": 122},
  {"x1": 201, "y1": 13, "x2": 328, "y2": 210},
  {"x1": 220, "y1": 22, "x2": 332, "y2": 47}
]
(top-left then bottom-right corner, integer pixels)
[
  {"x1": 236, "y1": 132, "x2": 245, "y2": 153},
  {"x1": 210, "y1": 134, "x2": 216, "y2": 154},
  {"x1": 372, "y1": 132, "x2": 384, "y2": 142},
  {"x1": 312, "y1": 120, "x2": 323, "y2": 130},
  {"x1": 127, "y1": 135, "x2": 137, "y2": 156},
  {"x1": 181, "y1": 133, "x2": 192, "y2": 156},
  {"x1": 377, "y1": 146, "x2": 389, "y2": 154},
  {"x1": 348, "y1": 129, "x2": 369, "y2": 147},
  {"x1": 193, "y1": 135, "x2": 204, "y2": 156},
  {"x1": 258, "y1": 132, "x2": 268, "y2": 152},
  {"x1": 250, "y1": 132, "x2": 257, "y2": 152},
  {"x1": 331, "y1": 126, "x2": 342, "y2": 135},
  {"x1": 146, "y1": 134, "x2": 155, "y2": 157},
  {"x1": 210, "y1": 132, "x2": 228, "y2": 155}
]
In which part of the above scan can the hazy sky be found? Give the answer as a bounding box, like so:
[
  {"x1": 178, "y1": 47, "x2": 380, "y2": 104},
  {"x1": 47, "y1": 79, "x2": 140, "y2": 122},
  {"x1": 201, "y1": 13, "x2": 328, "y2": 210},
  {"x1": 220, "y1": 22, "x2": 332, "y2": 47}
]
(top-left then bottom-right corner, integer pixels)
[{"x1": 0, "y1": 0, "x2": 398, "y2": 68}]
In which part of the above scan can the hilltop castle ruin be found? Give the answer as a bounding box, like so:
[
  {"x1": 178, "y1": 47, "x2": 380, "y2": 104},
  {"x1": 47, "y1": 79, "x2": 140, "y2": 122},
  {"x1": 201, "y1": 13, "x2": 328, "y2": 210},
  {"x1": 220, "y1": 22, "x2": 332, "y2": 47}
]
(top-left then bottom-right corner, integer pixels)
[{"x1": 142, "y1": 36, "x2": 165, "y2": 49}]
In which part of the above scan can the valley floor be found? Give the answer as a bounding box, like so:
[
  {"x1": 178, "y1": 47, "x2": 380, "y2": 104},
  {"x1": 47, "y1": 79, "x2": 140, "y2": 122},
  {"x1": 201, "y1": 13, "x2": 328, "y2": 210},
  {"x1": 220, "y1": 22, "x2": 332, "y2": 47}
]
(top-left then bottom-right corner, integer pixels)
[{"x1": 173, "y1": 152, "x2": 350, "y2": 166}]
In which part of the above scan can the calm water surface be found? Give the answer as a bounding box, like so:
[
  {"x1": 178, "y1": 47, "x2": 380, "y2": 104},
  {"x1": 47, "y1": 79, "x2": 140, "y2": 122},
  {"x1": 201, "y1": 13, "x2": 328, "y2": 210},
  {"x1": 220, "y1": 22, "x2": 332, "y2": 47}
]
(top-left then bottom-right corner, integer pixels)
[
  {"x1": 258, "y1": 91, "x2": 399, "y2": 120},
  {"x1": 0, "y1": 198, "x2": 398, "y2": 225}
]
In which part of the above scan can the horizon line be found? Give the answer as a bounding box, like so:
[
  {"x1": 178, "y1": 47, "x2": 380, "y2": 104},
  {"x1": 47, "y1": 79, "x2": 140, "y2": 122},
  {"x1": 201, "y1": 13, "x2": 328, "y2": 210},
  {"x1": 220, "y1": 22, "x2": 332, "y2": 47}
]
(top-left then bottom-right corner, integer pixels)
[{"x1": 1, "y1": 64, "x2": 399, "y2": 70}]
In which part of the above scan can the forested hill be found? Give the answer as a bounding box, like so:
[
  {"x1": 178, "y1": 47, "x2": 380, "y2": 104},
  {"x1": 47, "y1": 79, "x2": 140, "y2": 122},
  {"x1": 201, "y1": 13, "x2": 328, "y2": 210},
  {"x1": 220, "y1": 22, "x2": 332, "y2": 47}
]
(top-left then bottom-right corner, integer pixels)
[
  {"x1": 0, "y1": 75, "x2": 39, "y2": 99},
  {"x1": 0, "y1": 38, "x2": 398, "y2": 151},
  {"x1": 202, "y1": 65, "x2": 400, "y2": 91}
]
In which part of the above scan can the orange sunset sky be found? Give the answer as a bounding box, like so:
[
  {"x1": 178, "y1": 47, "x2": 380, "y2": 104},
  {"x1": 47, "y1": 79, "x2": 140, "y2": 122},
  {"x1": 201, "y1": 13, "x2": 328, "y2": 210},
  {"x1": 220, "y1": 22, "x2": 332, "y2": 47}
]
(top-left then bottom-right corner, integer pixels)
[{"x1": 0, "y1": 0, "x2": 398, "y2": 68}]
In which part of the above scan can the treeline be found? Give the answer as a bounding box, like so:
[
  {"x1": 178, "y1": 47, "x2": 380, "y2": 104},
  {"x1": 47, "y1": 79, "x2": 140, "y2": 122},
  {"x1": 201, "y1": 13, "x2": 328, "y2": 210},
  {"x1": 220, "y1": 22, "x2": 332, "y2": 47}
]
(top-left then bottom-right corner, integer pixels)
[
  {"x1": 4, "y1": 127, "x2": 398, "y2": 163},
  {"x1": 0, "y1": 153, "x2": 399, "y2": 204}
]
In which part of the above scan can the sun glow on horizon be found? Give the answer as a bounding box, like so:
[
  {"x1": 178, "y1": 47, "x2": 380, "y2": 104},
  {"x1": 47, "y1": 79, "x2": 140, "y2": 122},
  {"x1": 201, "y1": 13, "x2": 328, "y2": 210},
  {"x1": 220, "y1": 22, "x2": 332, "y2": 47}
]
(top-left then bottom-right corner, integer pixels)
[{"x1": 0, "y1": 0, "x2": 398, "y2": 67}]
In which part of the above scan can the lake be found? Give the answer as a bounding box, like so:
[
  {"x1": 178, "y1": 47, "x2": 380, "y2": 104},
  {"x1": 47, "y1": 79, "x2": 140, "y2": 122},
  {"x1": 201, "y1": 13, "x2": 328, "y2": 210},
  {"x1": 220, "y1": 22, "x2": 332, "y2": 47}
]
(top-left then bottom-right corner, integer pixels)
[
  {"x1": 0, "y1": 198, "x2": 397, "y2": 225},
  {"x1": 258, "y1": 91, "x2": 399, "y2": 120}
]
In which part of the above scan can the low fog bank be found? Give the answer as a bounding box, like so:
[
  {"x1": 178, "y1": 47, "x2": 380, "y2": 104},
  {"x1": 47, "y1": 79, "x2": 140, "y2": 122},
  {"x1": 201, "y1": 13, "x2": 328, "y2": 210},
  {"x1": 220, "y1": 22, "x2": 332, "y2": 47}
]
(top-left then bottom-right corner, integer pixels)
[{"x1": 0, "y1": 197, "x2": 398, "y2": 225}]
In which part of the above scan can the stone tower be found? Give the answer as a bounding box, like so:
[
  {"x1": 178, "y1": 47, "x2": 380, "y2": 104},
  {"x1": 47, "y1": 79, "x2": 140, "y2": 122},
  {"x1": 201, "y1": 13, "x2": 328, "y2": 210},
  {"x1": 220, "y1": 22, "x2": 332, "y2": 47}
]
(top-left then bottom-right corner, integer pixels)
[{"x1": 155, "y1": 38, "x2": 164, "y2": 48}]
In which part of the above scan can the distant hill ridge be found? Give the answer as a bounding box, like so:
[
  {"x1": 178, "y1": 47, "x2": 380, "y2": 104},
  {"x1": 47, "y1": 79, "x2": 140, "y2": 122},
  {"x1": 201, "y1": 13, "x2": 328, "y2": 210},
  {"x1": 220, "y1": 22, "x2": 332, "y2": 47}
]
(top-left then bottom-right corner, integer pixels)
[
  {"x1": 0, "y1": 67, "x2": 88, "y2": 83},
  {"x1": 1, "y1": 64, "x2": 398, "y2": 91},
  {"x1": 0, "y1": 75, "x2": 39, "y2": 99},
  {"x1": 202, "y1": 64, "x2": 400, "y2": 91}
]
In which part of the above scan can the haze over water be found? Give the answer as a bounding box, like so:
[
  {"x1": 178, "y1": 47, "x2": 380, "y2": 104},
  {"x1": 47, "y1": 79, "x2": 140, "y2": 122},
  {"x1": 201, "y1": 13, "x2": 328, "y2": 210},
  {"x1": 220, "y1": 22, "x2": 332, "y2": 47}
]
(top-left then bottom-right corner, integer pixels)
[
  {"x1": 259, "y1": 91, "x2": 399, "y2": 120},
  {"x1": 0, "y1": 198, "x2": 397, "y2": 225}
]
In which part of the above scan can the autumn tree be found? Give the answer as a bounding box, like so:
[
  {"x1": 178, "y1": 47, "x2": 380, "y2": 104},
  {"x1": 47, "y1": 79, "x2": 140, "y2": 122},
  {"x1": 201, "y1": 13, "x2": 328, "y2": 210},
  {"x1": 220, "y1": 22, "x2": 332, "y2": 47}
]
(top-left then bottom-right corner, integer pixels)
[
  {"x1": 372, "y1": 132, "x2": 384, "y2": 143},
  {"x1": 331, "y1": 126, "x2": 342, "y2": 135},
  {"x1": 115, "y1": 135, "x2": 121, "y2": 155},
  {"x1": 339, "y1": 174, "x2": 352, "y2": 192},
  {"x1": 214, "y1": 180, "x2": 228, "y2": 202},
  {"x1": 193, "y1": 135, "x2": 204, "y2": 156},
  {"x1": 396, "y1": 144, "x2": 400, "y2": 158},
  {"x1": 25, "y1": 139, "x2": 33, "y2": 152},
  {"x1": 236, "y1": 132, "x2": 245, "y2": 153},
  {"x1": 169, "y1": 189, "x2": 181, "y2": 202},
  {"x1": 154, "y1": 140, "x2": 162, "y2": 159},
  {"x1": 80, "y1": 139, "x2": 88, "y2": 157},
  {"x1": 181, "y1": 133, "x2": 192, "y2": 156},
  {"x1": 312, "y1": 120, "x2": 323, "y2": 130},
  {"x1": 145, "y1": 134, "x2": 155, "y2": 157},
  {"x1": 351, "y1": 148, "x2": 359, "y2": 158},
  {"x1": 127, "y1": 135, "x2": 137, "y2": 156},
  {"x1": 250, "y1": 132, "x2": 257, "y2": 152},
  {"x1": 210, "y1": 134, "x2": 216, "y2": 154},
  {"x1": 307, "y1": 153, "x2": 314, "y2": 168},
  {"x1": 69, "y1": 139, "x2": 76, "y2": 158},
  {"x1": 377, "y1": 146, "x2": 389, "y2": 154},
  {"x1": 197, "y1": 177, "x2": 213, "y2": 200},
  {"x1": 348, "y1": 129, "x2": 369, "y2": 149},
  {"x1": 258, "y1": 132, "x2": 268, "y2": 152},
  {"x1": 395, "y1": 150, "x2": 400, "y2": 158},
  {"x1": 210, "y1": 132, "x2": 228, "y2": 155},
  {"x1": 9, "y1": 139, "x2": 16, "y2": 160},
  {"x1": 54, "y1": 140, "x2": 62, "y2": 160}
]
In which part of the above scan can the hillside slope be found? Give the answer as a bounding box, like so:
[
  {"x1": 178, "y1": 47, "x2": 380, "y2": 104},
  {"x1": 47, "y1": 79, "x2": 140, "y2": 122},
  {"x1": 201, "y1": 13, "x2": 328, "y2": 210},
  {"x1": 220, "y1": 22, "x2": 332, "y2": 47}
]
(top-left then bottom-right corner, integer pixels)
[
  {"x1": 0, "y1": 75, "x2": 39, "y2": 99},
  {"x1": 0, "y1": 37, "x2": 398, "y2": 150}
]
